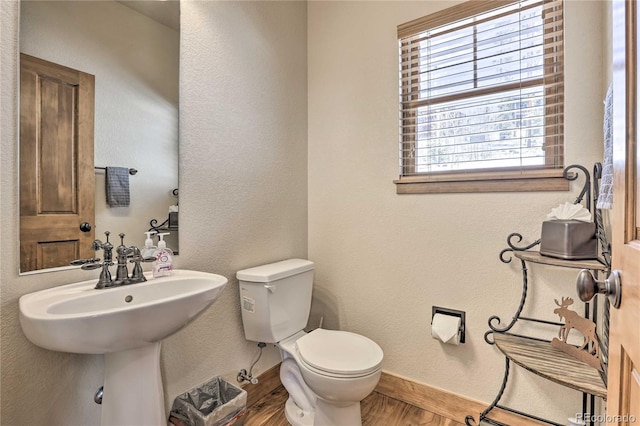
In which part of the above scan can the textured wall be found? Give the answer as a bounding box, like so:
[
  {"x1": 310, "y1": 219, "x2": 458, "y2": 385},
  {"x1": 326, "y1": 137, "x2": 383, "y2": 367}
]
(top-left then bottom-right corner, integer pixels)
[
  {"x1": 307, "y1": 0, "x2": 606, "y2": 423},
  {"x1": 163, "y1": 0, "x2": 308, "y2": 408},
  {"x1": 0, "y1": 1, "x2": 307, "y2": 424},
  {"x1": 20, "y1": 1, "x2": 179, "y2": 254}
]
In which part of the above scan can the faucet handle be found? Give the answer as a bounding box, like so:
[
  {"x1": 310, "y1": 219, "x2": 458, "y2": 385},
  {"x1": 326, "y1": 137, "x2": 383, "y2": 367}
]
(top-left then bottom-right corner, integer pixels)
[
  {"x1": 81, "y1": 263, "x2": 103, "y2": 271},
  {"x1": 130, "y1": 256, "x2": 157, "y2": 263},
  {"x1": 70, "y1": 258, "x2": 101, "y2": 266}
]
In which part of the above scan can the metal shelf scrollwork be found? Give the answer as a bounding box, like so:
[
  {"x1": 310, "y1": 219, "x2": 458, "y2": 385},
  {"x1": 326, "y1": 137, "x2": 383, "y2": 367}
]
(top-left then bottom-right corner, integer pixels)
[
  {"x1": 149, "y1": 217, "x2": 174, "y2": 233},
  {"x1": 148, "y1": 188, "x2": 179, "y2": 234},
  {"x1": 484, "y1": 234, "x2": 540, "y2": 345}
]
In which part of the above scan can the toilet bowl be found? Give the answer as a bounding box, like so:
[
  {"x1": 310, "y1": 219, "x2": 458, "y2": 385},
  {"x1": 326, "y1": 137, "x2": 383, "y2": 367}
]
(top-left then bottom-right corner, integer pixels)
[
  {"x1": 237, "y1": 259, "x2": 384, "y2": 426},
  {"x1": 278, "y1": 329, "x2": 383, "y2": 426}
]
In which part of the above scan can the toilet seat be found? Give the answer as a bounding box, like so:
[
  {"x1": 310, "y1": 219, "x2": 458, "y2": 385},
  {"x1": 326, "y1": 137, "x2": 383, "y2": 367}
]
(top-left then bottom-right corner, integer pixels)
[{"x1": 295, "y1": 329, "x2": 383, "y2": 378}]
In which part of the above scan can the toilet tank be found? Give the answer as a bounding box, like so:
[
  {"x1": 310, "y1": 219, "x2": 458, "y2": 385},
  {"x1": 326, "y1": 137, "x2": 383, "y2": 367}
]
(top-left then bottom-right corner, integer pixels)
[{"x1": 237, "y1": 259, "x2": 314, "y2": 343}]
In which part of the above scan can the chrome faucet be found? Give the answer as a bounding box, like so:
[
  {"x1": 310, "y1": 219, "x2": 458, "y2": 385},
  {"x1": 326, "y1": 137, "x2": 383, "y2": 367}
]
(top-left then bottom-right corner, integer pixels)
[
  {"x1": 87, "y1": 231, "x2": 115, "y2": 289},
  {"x1": 114, "y1": 233, "x2": 134, "y2": 285},
  {"x1": 71, "y1": 231, "x2": 155, "y2": 289}
]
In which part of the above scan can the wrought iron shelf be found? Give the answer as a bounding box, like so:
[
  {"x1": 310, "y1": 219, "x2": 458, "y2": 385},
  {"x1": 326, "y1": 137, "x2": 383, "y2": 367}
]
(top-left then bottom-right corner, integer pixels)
[
  {"x1": 513, "y1": 251, "x2": 607, "y2": 271},
  {"x1": 493, "y1": 333, "x2": 607, "y2": 399},
  {"x1": 466, "y1": 164, "x2": 611, "y2": 426}
]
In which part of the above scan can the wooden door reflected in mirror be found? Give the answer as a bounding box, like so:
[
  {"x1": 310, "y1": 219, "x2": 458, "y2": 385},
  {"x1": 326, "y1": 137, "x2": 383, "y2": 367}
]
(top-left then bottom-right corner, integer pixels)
[{"x1": 20, "y1": 54, "x2": 95, "y2": 272}]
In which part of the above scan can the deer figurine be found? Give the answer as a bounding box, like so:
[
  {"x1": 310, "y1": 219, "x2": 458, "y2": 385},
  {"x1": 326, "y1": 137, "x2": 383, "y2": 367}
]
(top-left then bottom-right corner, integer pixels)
[{"x1": 553, "y1": 297, "x2": 599, "y2": 356}]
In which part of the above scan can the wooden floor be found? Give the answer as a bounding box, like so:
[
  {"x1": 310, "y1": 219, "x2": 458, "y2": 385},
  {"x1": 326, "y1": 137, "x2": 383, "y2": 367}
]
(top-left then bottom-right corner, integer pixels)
[{"x1": 244, "y1": 385, "x2": 463, "y2": 426}]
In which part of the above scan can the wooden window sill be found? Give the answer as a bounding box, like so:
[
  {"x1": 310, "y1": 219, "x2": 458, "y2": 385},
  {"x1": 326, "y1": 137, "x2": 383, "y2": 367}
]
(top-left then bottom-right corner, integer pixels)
[{"x1": 394, "y1": 169, "x2": 570, "y2": 194}]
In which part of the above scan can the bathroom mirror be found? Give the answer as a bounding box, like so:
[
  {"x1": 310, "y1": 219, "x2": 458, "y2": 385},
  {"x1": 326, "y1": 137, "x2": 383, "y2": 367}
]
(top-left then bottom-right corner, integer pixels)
[{"x1": 19, "y1": 0, "x2": 180, "y2": 273}]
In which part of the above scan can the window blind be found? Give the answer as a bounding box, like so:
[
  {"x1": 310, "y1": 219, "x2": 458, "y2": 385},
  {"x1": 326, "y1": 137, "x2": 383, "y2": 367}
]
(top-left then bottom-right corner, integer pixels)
[{"x1": 398, "y1": 0, "x2": 564, "y2": 177}]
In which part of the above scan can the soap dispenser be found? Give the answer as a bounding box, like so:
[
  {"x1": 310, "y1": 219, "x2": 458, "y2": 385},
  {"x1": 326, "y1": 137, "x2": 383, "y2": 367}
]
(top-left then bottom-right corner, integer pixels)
[
  {"x1": 141, "y1": 231, "x2": 157, "y2": 259},
  {"x1": 152, "y1": 232, "x2": 173, "y2": 278}
]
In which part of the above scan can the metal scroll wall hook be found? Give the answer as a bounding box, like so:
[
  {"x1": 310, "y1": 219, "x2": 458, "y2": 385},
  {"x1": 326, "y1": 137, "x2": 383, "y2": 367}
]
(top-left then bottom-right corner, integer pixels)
[{"x1": 576, "y1": 269, "x2": 622, "y2": 308}]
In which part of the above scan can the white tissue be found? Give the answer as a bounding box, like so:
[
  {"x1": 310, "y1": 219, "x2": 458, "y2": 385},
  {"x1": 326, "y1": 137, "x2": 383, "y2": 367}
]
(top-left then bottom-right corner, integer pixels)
[
  {"x1": 545, "y1": 202, "x2": 591, "y2": 222},
  {"x1": 431, "y1": 313, "x2": 461, "y2": 345}
]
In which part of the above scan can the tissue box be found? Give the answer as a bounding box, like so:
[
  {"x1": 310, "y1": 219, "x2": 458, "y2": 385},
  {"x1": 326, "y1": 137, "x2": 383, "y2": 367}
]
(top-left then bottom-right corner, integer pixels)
[
  {"x1": 168, "y1": 211, "x2": 179, "y2": 229},
  {"x1": 540, "y1": 220, "x2": 597, "y2": 260}
]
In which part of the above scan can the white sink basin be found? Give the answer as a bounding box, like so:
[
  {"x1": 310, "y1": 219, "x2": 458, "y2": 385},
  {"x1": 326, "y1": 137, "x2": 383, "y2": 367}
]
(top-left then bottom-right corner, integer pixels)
[
  {"x1": 20, "y1": 269, "x2": 227, "y2": 354},
  {"x1": 19, "y1": 269, "x2": 228, "y2": 426}
]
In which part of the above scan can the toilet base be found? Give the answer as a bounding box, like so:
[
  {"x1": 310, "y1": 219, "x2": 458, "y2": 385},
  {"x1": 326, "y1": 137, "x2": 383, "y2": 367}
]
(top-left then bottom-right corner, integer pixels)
[
  {"x1": 285, "y1": 396, "x2": 363, "y2": 426},
  {"x1": 314, "y1": 398, "x2": 362, "y2": 426},
  {"x1": 285, "y1": 396, "x2": 314, "y2": 426}
]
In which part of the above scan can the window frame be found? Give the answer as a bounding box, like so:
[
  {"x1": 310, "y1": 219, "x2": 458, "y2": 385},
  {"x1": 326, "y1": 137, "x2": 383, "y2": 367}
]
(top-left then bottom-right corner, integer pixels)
[{"x1": 395, "y1": 0, "x2": 567, "y2": 194}]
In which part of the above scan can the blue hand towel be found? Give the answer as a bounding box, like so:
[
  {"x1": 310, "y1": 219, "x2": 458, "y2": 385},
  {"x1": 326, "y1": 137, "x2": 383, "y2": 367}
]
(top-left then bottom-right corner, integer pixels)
[
  {"x1": 597, "y1": 84, "x2": 613, "y2": 210},
  {"x1": 106, "y1": 167, "x2": 130, "y2": 207}
]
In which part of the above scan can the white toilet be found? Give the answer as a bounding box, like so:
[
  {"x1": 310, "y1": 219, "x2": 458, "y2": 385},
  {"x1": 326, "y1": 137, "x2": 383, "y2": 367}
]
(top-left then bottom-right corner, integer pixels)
[{"x1": 237, "y1": 259, "x2": 383, "y2": 426}]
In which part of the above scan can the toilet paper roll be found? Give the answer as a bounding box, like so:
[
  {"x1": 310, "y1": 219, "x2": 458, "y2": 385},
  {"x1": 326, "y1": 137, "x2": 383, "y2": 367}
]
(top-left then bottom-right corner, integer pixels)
[{"x1": 431, "y1": 313, "x2": 461, "y2": 345}]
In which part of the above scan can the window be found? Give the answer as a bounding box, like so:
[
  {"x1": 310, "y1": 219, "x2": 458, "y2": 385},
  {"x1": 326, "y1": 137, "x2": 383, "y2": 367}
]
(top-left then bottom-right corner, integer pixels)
[{"x1": 396, "y1": 0, "x2": 566, "y2": 194}]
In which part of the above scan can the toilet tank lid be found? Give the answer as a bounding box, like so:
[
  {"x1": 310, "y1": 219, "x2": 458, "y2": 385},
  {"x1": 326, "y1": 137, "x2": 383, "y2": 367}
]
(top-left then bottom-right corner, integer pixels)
[{"x1": 236, "y1": 259, "x2": 314, "y2": 283}]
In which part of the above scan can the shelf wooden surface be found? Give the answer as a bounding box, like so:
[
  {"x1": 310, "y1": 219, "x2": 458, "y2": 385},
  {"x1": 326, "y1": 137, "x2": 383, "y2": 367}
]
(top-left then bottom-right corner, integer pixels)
[
  {"x1": 513, "y1": 251, "x2": 607, "y2": 271},
  {"x1": 493, "y1": 333, "x2": 607, "y2": 399}
]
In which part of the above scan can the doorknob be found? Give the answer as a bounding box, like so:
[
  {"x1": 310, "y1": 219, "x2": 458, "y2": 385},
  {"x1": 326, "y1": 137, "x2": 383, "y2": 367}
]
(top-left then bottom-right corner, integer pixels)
[
  {"x1": 79, "y1": 222, "x2": 92, "y2": 232},
  {"x1": 576, "y1": 269, "x2": 622, "y2": 308}
]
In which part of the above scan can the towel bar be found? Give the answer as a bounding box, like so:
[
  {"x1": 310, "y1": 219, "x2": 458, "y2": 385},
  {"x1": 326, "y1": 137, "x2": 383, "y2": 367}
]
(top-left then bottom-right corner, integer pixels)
[{"x1": 95, "y1": 167, "x2": 137, "y2": 175}]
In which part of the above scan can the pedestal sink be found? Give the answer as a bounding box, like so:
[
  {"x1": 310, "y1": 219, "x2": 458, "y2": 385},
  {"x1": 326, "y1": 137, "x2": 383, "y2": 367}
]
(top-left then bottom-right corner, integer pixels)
[{"x1": 19, "y1": 269, "x2": 228, "y2": 426}]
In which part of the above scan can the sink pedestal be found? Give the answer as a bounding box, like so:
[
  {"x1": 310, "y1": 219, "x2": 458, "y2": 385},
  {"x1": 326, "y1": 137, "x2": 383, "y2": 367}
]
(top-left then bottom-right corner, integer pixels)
[{"x1": 102, "y1": 343, "x2": 165, "y2": 426}]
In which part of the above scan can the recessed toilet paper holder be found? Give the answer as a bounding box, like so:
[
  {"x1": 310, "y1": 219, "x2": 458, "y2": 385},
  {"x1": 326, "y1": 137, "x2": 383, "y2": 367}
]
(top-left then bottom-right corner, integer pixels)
[{"x1": 431, "y1": 306, "x2": 466, "y2": 344}]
